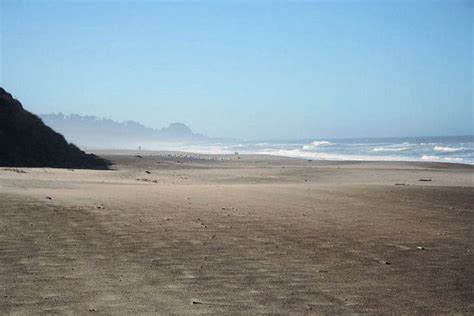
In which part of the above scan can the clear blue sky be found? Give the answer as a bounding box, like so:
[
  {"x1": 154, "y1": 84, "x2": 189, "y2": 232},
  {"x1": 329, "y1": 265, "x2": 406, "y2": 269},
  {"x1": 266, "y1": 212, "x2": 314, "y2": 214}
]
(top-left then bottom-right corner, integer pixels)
[{"x1": 1, "y1": 0, "x2": 472, "y2": 140}]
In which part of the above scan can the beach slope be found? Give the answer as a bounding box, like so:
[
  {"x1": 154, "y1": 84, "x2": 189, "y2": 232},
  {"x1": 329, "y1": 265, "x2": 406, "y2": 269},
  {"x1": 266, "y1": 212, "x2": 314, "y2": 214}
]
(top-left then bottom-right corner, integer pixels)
[{"x1": 0, "y1": 153, "x2": 472, "y2": 314}]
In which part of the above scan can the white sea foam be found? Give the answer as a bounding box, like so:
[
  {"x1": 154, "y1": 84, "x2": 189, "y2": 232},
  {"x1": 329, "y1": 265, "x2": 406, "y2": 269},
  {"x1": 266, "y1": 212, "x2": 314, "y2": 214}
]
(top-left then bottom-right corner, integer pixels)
[
  {"x1": 182, "y1": 147, "x2": 234, "y2": 155},
  {"x1": 141, "y1": 142, "x2": 235, "y2": 155},
  {"x1": 257, "y1": 148, "x2": 409, "y2": 162},
  {"x1": 433, "y1": 146, "x2": 464, "y2": 153},
  {"x1": 251, "y1": 148, "x2": 467, "y2": 164},
  {"x1": 302, "y1": 140, "x2": 332, "y2": 150},
  {"x1": 371, "y1": 146, "x2": 410, "y2": 152},
  {"x1": 135, "y1": 138, "x2": 473, "y2": 165}
]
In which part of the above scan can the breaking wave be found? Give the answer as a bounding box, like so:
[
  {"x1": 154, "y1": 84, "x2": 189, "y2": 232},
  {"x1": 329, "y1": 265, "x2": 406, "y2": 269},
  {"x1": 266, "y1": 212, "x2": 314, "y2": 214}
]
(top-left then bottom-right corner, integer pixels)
[
  {"x1": 371, "y1": 146, "x2": 411, "y2": 152},
  {"x1": 258, "y1": 148, "x2": 410, "y2": 162},
  {"x1": 433, "y1": 146, "x2": 464, "y2": 153},
  {"x1": 137, "y1": 136, "x2": 473, "y2": 165},
  {"x1": 302, "y1": 140, "x2": 332, "y2": 150}
]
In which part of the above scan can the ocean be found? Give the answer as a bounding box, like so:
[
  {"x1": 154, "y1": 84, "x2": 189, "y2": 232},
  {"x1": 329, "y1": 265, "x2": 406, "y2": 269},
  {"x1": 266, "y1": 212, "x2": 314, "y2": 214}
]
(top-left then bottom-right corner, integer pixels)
[{"x1": 153, "y1": 136, "x2": 474, "y2": 165}]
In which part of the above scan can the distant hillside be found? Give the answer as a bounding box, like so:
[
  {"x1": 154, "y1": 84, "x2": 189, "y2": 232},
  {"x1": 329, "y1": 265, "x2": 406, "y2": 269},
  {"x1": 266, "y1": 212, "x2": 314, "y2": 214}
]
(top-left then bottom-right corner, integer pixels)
[
  {"x1": 40, "y1": 113, "x2": 208, "y2": 149},
  {"x1": 0, "y1": 88, "x2": 110, "y2": 169}
]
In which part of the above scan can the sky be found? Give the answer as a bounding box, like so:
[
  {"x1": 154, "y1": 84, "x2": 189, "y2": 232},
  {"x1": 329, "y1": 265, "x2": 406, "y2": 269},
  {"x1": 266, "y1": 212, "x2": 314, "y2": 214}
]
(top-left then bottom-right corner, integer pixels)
[{"x1": 0, "y1": 0, "x2": 472, "y2": 140}]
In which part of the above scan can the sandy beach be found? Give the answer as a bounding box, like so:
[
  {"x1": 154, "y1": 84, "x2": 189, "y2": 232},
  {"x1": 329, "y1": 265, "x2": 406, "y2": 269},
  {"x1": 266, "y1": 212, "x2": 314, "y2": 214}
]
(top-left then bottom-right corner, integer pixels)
[{"x1": 1, "y1": 152, "x2": 473, "y2": 314}]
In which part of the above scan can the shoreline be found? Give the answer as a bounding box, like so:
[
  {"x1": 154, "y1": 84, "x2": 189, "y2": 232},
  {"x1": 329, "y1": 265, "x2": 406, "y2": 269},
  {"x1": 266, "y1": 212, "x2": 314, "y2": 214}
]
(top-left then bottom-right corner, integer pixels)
[{"x1": 89, "y1": 149, "x2": 474, "y2": 168}]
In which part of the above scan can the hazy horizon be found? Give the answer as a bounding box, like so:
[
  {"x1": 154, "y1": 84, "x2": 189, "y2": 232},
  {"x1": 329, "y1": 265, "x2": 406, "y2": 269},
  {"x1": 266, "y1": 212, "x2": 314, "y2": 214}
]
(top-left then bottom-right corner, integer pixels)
[
  {"x1": 1, "y1": 1, "x2": 472, "y2": 140},
  {"x1": 40, "y1": 111, "x2": 473, "y2": 142},
  {"x1": 37, "y1": 112, "x2": 474, "y2": 165}
]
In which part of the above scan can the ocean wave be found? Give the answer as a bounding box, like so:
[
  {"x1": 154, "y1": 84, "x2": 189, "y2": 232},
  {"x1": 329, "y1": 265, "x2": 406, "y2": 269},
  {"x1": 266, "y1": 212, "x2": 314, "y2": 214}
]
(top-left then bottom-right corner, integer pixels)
[
  {"x1": 433, "y1": 146, "x2": 464, "y2": 153},
  {"x1": 254, "y1": 148, "x2": 469, "y2": 164},
  {"x1": 258, "y1": 148, "x2": 410, "y2": 162},
  {"x1": 302, "y1": 140, "x2": 332, "y2": 150},
  {"x1": 371, "y1": 146, "x2": 410, "y2": 152},
  {"x1": 135, "y1": 139, "x2": 473, "y2": 164}
]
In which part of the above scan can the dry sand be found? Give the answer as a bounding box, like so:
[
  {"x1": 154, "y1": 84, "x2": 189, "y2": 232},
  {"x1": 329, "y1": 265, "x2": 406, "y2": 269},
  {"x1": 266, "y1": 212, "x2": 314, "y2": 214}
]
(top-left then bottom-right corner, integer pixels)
[{"x1": 1, "y1": 151, "x2": 473, "y2": 314}]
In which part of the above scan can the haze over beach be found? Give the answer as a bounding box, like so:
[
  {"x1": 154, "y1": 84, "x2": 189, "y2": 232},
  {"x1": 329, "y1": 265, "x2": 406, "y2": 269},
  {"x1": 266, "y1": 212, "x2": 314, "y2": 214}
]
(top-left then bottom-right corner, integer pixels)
[
  {"x1": 41, "y1": 113, "x2": 474, "y2": 164},
  {"x1": 0, "y1": 0, "x2": 473, "y2": 314}
]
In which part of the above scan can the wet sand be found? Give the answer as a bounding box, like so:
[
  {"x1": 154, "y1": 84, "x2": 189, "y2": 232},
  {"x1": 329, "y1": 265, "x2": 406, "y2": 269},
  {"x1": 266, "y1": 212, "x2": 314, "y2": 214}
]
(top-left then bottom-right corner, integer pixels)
[{"x1": 1, "y1": 152, "x2": 473, "y2": 314}]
